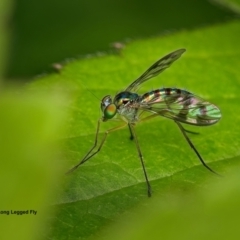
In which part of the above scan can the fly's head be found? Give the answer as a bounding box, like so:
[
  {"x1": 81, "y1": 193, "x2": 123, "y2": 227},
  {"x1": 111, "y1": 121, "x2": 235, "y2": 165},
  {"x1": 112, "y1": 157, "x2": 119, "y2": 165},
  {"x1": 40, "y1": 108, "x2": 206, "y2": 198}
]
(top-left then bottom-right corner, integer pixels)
[{"x1": 101, "y1": 95, "x2": 117, "y2": 121}]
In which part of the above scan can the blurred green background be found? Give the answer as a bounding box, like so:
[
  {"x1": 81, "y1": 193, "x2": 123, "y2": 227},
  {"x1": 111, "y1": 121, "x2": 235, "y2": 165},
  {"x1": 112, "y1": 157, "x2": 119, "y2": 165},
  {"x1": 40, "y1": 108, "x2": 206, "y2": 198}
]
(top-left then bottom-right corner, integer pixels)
[{"x1": 4, "y1": 0, "x2": 237, "y2": 79}]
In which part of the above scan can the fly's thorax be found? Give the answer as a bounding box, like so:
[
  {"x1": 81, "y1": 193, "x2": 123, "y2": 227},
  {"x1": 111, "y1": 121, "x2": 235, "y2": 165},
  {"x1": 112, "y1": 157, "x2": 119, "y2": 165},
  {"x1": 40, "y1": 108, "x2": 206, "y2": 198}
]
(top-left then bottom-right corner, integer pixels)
[
  {"x1": 101, "y1": 95, "x2": 117, "y2": 121},
  {"x1": 113, "y1": 91, "x2": 140, "y2": 122}
]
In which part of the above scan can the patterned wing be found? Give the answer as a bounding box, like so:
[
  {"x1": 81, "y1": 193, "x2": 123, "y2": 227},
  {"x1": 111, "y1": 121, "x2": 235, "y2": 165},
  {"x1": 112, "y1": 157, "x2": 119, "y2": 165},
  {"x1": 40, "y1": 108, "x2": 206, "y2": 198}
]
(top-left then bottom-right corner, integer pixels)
[
  {"x1": 125, "y1": 49, "x2": 186, "y2": 92},
  {"x1": 138, "y1": 88, "x2": 221, "y2": 126}
]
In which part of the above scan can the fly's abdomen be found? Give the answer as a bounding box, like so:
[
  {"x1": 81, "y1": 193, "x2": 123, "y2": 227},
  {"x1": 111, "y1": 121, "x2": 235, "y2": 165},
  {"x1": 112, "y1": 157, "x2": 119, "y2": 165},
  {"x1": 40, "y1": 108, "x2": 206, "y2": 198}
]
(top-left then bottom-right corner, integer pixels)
[
  {"x1": 140, "y1": 87, "x2": 221, "y2": 125},
  {"x1": 140, "y1": 88, "x2": 188, "y2": 104}
]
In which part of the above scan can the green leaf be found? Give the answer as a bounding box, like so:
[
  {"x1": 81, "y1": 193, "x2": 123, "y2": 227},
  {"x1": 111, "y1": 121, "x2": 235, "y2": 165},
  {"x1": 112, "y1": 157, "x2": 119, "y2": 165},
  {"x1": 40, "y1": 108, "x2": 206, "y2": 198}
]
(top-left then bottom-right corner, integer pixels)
[{"x1": 30, "y1": 20, "x2": 240, "y2": 239}]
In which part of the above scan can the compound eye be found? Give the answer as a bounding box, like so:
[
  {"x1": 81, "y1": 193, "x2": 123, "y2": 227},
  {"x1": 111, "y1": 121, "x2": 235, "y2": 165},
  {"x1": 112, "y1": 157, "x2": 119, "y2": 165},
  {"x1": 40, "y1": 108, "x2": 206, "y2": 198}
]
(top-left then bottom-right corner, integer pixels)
[
  {"x1": 104, "y1": 103, "x2": 117, "y2": 120},
  {"x1": 101, "y1": 95, "x2": 112, "y2": 111}
]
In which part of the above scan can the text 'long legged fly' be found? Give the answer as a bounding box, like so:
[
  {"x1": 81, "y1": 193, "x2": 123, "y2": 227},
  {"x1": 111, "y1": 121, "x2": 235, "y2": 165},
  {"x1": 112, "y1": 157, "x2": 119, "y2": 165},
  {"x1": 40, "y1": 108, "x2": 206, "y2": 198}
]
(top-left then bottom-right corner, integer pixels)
[{"x1": 66, "y1": 49, "x2": 221, "y2": 197}]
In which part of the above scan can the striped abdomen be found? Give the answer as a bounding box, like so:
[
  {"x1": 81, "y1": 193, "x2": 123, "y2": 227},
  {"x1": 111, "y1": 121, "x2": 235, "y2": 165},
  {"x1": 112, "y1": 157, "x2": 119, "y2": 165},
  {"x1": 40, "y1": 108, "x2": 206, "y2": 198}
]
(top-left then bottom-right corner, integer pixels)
[
  {"x1": 139, "y1": 88, "x2": 221, "y2": 126},
  {"x1": 140, "y1": 88, "x2": 189, "y2": 104}
]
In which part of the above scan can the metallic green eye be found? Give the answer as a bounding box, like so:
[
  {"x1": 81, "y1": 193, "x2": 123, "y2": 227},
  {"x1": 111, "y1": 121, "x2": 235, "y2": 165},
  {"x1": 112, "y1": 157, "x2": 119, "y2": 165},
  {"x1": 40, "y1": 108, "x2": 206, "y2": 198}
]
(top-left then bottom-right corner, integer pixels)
[
  {"x1": 104, "y1": 103, "x2": 117, "y2": 119},
  {"x1": 101, "y1": 95, "x2": 117, "y2": 120}
]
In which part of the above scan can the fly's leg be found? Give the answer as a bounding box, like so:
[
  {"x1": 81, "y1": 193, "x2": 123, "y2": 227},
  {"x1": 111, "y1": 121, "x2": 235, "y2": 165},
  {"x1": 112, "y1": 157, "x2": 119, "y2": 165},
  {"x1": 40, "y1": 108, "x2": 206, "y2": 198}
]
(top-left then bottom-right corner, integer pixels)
[
  {"x1": 66, "y1": 119, "x2": 127, "y2": 174},
  {"x1": 163, "y1": 100, "x2": 217, "y2": 174},
  {"x1": 128, "y1": 123, "x2": 134, "y2": 140},
  {"x1": 183, "y1": 128, "x2": 199, "y2": 135},
  {"x1": 66, "y1": 118, "x2": 101, "y2": 174},
  {"x1": 175, "y1": 121, "x2": 221, "y2": 176},
  {"x1": 129, "y1": 124, "x2": 152, "y2": 197}
]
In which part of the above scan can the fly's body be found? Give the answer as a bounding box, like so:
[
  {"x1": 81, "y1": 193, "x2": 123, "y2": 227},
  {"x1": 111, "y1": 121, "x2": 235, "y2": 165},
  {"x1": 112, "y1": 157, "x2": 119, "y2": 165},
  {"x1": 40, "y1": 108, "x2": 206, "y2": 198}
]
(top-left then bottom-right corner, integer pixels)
[{"x1": 67, "y1": 49, "x2": 221, "y2": 197}]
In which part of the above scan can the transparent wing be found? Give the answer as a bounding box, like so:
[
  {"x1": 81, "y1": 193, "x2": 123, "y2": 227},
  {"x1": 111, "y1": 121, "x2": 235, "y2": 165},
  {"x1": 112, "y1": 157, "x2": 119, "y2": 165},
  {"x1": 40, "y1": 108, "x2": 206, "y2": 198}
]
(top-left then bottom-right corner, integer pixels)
[
  {"x1": 139, "y1": 92, "x2": 221, "y2": 126},
  {"x1": 125, "y1": 49, "x2": 186, "y2": 92}
]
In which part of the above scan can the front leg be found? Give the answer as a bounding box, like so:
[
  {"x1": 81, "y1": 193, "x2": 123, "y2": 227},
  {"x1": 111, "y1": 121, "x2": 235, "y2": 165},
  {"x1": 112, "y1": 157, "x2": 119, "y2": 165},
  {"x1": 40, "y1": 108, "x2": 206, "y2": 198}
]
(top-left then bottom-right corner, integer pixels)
[{"x1": 66, "y1": 120, "x2": 127, "y2": 174}]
